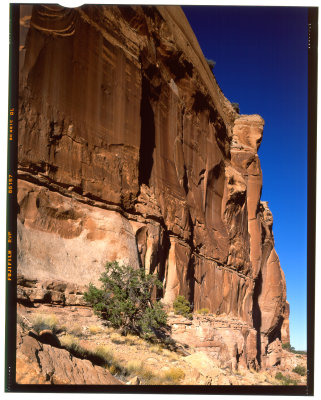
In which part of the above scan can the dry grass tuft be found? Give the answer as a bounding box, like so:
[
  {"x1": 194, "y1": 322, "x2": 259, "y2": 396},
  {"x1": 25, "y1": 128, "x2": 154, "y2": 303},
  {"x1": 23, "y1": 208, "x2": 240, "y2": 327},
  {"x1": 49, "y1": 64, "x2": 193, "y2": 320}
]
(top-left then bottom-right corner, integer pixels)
[
  {"x1": 94, "y1": 345, "x2": 114, "y2": 361},
  {"x1": 60, "y1": 334, "x2": 80, "y2": 350},
  {"x1": 60, "y1": 336, "x2": 126, "y2": 376},
  {"x1": 109, "y1": 365, "x2": 118, "y2": 375},
  {"x1": 126, "y1": 360, "x2": 185, "y2": 385},
  {"x1": 32, "y1": 314, "x2": 59, "y2": 333},
  {"x1": 88, "y1": 325, "x2": 103, "y2": 335},
  {"x1": 162, "y1": 348, "x2": 179, "y2": 360},
  {"x1": 163, "y1": 367, "x2": 185, "y2": 383},
  {"x1": 126, "y1": 360, "x2": 143, "y2": 374},
  {"x1": 196, "y1": 308, "x2": 210, "y2": 315},
  {"x1": 150, "y1": 345, "x2": 163, "y2": 354},
  {"x1": 110, "y1": 332, "x2": 126, "y2": 344},
  {"x1": 124, "y1": 334, "x2": 141, "y2": 346},
  {"x1": 69, "y1": 324, "x2": 83, "y2": 337},
  {"x1": 126, "y1": 360, "x2": 156, "y2": 383}
]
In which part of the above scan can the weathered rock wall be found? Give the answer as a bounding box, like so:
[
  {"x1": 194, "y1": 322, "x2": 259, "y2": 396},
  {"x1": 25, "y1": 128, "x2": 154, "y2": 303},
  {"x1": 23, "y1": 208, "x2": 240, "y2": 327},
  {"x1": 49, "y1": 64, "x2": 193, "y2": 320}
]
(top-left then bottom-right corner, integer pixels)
[
  {"x1": 16, "y1": 324, "x2": 122, "y2": 385},
  {"x1": 169, "y1": 313, "x2": 258, "y2": 370},
  {"x1": 17, "y1": 4, "x2": 289, "y2": 369}
]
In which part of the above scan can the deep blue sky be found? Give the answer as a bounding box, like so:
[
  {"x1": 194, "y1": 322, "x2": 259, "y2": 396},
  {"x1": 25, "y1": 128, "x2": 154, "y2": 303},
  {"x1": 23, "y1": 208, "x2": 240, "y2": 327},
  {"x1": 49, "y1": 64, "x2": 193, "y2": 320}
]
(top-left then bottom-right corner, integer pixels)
[{"x1": 183, "y1": 6, "x2": 308, "y2": 350}]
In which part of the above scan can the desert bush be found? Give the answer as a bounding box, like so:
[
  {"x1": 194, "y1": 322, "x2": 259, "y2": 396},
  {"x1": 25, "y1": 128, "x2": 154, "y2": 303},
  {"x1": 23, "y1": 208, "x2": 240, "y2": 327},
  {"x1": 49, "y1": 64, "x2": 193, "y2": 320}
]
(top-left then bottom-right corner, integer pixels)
[
  {"x1": 282, "y1": 342, "x2": 295, "y2": 352},
  {"x1": 275, "y1": 372, "x2": 283, "y2": 380},
  {"x1": 162, "y1": 336, "x2": 177, "y2": 349},
  {"x1": 231, "y1": 102, "x2": 240, "y2": 114},
  {"x1": 292, "y1": 365, "x2": 307, "y2": 376},
  {"x1": 173, "y1": 295, "x2": 192, "y2": 319},
  {"x1": 196, "y1": 308, "x2": 210, "y2": 315},
  {"x1": 293, "y1": 350, "x2": 307, "y2": 355},
  {"x1": 275, "y1": 372, "x2": 298, "y2": 385},
  {"x1": 83, "y1": 261, "x2": 168, "y2": 340},
  {"x1": 281, "y1": 342, "x2": 306, "y2": 354}
]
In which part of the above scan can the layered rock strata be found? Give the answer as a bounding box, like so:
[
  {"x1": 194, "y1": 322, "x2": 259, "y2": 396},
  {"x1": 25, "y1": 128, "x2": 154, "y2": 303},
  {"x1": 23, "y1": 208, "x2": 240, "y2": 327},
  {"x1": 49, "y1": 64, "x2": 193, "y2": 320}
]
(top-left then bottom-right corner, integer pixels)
[
  {"x1": 17, "y1": 4, "x2": 289, "y2": 370},
  {"x1": 169, "y1": 314, "x2": 258, "y2": 370}
]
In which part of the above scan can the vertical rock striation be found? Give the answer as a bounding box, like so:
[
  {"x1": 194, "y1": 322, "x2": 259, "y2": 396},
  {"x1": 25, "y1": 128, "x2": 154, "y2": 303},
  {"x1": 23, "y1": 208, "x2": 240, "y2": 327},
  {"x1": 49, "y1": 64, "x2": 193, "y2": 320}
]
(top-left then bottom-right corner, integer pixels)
[{"x1": 17, "y1": 4, "x2": 289, "y2": 369}]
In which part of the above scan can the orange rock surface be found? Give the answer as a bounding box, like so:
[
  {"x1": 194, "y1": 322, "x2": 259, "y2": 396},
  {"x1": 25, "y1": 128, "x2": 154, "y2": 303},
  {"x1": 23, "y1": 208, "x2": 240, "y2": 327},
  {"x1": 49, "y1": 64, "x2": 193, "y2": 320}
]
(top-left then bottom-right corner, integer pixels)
[{"x1": 17, "y1": 4, "x2": 289, "y2": 370}]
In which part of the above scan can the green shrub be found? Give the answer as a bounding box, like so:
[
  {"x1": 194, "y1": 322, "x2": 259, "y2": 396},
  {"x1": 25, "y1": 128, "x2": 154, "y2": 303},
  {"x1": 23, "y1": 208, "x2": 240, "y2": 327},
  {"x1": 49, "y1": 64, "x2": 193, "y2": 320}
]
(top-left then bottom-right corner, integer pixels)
[
  {"x1": 282, "y1": 342, "x2": 307, "y2": 355},
  {"x1": 231, "y1": 102, "x2": 240, "y2": 114},
  {"x1": 294, "y1": 350, "x2": 307, "y2": 355},
  {"x1": 292, "y1": 365, "x2": 307, "y2": 376},
  {"x1": 275, "y1": 372, "x2": 283, "y2": 380},
  {"x1": 197, "y1": 308, "x2": 210, "y2": 315},
  {"x1": 173, "y1": 295, "x2": 193, "y2": 319},
  {"x1": 275, "y1": 372, "x2": 298, "y2": 386},
  {"x1": 282, "y1": 342, "x2": 295, "y2": 352},
  {"x1": 83, "y1": 261, "x2": 167, "y2": 339}
]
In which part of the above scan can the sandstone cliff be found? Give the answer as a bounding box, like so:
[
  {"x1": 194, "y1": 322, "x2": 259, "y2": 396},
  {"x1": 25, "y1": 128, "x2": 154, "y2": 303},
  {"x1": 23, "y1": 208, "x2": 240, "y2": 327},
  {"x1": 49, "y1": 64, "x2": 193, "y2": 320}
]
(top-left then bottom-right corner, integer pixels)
[{"x1": 17, "y1": 4, "x2": 289, "y2": 371}]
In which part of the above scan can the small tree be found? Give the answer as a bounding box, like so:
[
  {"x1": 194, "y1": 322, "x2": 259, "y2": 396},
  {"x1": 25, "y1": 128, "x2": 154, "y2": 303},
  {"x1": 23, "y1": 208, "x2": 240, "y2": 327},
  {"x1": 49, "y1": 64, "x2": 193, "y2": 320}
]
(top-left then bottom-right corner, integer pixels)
[
  {"x1": 83, "y1": 261, "x2": 167, "y2": 339},
  {"x1": 282, "y1": 342, "x2": 295, "y2": 352},
  {"x1": 173, "y1": 295, "x2": 193, "y2": 319}
]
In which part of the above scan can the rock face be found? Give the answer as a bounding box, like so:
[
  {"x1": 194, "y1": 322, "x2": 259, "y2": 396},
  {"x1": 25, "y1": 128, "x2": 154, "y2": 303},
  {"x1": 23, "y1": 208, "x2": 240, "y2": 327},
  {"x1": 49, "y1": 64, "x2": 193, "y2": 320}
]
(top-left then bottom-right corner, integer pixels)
[
  {"x1": 17, "y1": 4, "x2": 289, "y2": 370},
  {"x1": 16, "y1": 325, "x2": 122, "y2": 385},
  {"x1": 169, "y1": 314, "x2": 258, "y2": 370}
]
